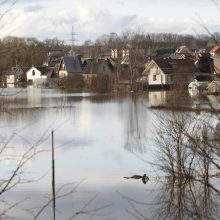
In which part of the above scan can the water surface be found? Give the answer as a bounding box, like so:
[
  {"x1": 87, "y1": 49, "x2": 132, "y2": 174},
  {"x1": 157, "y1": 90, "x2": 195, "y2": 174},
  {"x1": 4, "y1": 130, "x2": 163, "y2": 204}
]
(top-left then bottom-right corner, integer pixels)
[{"x1": 0, "y1": 88, "x2": 219, "y2": 220}]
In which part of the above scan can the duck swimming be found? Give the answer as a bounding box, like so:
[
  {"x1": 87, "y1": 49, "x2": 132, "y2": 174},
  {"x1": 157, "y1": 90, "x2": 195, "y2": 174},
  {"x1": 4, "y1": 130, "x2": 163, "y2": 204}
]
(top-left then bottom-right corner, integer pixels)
[{"x1": 124, "y1": 174, "x2": 149, "y2": 184}]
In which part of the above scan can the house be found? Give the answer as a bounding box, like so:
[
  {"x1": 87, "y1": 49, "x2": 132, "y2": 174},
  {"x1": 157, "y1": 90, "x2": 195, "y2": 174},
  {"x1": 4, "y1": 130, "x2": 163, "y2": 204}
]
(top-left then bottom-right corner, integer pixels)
[
  {"x1": 210, "y1": 44, "x2": 220, "y2": 57},
  {"x1": 82, "y1": 58, "x2": 115, "y2": 85},
  {"x1": 194, "y1": 53, "x2": 213, "y2": 73},
  {"x1": 207, "y1": 79, "x2": 220, "y2": 94},
  {"x1": 83, "y1": 58, "x2": 114, "y2": 75},
  {"x1": 26, "y1": 66, "x2": 55, "y2": 86},
  {"x1": 212, "y1": 55, "x2": 220, "y2": 76},
  {"x1": 210, "y1": 45, "x2": 220, "y2": 76},
  {"x1": 176, "y1": 45, "x2": 191, "y2": 54},
  {"x1": 142, "y1": 58, "x2": 197, "y2": 88},
  {"x1": 188, "y1": 73, "x2": 213, "y2": 94},
  {"x1": 3, "y1": 66, "x2": 25, "y2": 86},
  {"x1": 111, "y1": 48, "x2": 149, "y2": 59},
  {"x1": 111, "y1": 49, "x2": 129, "y2": 58},
  {"x1": 58, "y1": 56, "x2": 83, "y2": 78}
]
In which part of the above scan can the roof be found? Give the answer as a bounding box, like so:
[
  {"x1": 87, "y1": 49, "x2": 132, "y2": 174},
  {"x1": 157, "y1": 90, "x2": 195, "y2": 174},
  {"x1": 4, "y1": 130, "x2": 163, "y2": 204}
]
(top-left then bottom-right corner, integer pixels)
[
  {"x1": 62, "y1": 56, "x2": 83, "y2": 73},
  {"x1": 175, "y1": 45, "x2": 191, "y2": 54},
  {"x1": 208, "y1": 79, "x2": 220, "y2": 87},
  {"x1": 152, "y1": 58, "x2": 197, "y2": 75},
  {"x1": 121, "y1": 55, "x2": 130, "y2": 65},
  {"x1": 3, "y1": 67, "x2": 24, "y2": 76},
  {"x1": 210, "y1": 45, "x2": 220, "y2": 54},
  {"x1": 168, "y1": 53, "x2": 186, "y2": 59},
  {"x1": 83, "y1": 58, "x2": 114, "y2": 75},
  {"x1": 26, "y1": 66, "x2": 56, "y2": 77}
]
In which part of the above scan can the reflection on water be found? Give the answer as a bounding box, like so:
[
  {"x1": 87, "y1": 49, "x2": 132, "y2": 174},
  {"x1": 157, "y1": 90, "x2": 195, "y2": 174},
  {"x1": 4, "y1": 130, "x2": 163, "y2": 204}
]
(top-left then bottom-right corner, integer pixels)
[
  {"x1": 154, "y1": 177, "x2": 219, "y2": 220},
  {"x1": 122, "y1": 95, "x2": 149, "y2": 153},
  {"x1": 120, "y1": 108, "x2": 220, "y2": 220},
  {"x1": 0, "y1": 88, "x2": 219, "y2": 219},
  {"x1": 148, "y1": 91, "x2": 167, "y2": 106},
  {"x1": 121, "y1": 176, "x2": 219, "y2": 220}
]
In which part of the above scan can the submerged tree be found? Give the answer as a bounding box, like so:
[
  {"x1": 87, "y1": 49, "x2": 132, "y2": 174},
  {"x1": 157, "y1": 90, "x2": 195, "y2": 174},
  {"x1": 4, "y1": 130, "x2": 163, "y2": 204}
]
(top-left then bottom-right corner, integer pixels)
[{"x1": 119, "y1": 109, "x2": 220, "y2": 220}]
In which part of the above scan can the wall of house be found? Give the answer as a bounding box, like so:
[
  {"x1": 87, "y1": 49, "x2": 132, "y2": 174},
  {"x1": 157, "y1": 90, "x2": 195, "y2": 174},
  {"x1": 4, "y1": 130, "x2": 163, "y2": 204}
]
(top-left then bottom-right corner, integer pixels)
[
  {"x1": 148, "y1": 66, "x2": 167, "y2": 85},
  {"x1": 7, "y1": 75, "x2": 15, "y2": 84},
  {"x1": 26, "y1": 67, "x2": 46, "y2": 83},
  {"x1": 208, "y1": 81, "x2": 220, "y2": 93},
  {"x1": 59, "y1": 70, "x2": 68, "y2": 78}
]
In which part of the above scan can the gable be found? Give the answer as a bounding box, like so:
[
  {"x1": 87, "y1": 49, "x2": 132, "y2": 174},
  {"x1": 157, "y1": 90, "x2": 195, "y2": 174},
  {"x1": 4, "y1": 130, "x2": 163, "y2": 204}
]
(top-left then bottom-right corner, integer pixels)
[
  {"x1": 26, "y1": 67, "x2": 41, "y2": 77},
  {"x1": 142, "y1": 60, "x2": 166, "y2": 77}
]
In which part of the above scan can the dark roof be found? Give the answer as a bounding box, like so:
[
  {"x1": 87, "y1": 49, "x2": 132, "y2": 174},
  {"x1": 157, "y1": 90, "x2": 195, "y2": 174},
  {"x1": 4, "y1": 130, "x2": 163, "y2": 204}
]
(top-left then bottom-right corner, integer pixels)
[
  {"x1": 153, "y1": 58, "x2": 197, "y2": 74},
  {"x1": 27, "y1": 66, "x2": 56, "y2": 77},
  {"x1": 3, "y1": 67, "x2": 24, "y2": 76},
  {"x1": 83, "y1": 58, "x2": 114, "y2": 75},
  {"x1": 62, "y1": 56, "x2": 83, "y2": 73}
]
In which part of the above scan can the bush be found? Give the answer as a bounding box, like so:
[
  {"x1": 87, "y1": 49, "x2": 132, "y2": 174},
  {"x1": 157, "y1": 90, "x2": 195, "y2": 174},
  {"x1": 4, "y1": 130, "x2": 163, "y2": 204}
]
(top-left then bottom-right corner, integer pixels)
[
  {"x1": 90, "y1": 74, "x2": 111, "y2": 93},
  {"x1": 60, "y1": 74, "x2": 85, "y2": 92}
]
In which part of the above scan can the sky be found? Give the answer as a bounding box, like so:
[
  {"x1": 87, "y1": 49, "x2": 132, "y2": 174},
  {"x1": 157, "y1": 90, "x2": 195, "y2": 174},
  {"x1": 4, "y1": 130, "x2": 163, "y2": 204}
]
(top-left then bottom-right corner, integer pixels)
[{"x1": 1, "y1": 0, "x2": 220, "y2": 45}]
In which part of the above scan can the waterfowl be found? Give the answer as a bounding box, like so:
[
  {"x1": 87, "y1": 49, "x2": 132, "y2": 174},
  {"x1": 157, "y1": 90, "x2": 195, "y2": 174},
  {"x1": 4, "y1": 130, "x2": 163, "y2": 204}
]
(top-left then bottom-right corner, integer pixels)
[{"x1": 124, "y1": 174, "x2": 149, "y2": 184}]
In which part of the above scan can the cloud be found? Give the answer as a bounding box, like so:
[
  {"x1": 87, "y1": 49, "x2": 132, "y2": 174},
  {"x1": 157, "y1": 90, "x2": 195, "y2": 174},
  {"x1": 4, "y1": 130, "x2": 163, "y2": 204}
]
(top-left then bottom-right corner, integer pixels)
[
  {"x1": 23, "y1": 5, "x2": 45, "y2": 12},
  {"x1": 0, "y1": 0, "x2": 219, "y2": 44},
  {"x1": 71, "y1": 2, "x2": 138, "y2": 41},
  {"x1": 113, "y1": 0, "x2": 210, "y2": 6}
]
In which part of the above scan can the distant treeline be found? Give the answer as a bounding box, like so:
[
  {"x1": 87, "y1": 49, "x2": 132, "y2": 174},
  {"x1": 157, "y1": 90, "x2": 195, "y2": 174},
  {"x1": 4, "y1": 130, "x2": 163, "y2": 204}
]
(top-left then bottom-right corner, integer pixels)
[
  {"x1": 0, "y1": 31, "x2": 219, "y2": 72},
  {"x1": 82, "y1": 31, "x2": 220, "y2": 57},
  {"x1": 0, "y1": 36, "x2": 70, "y2": 72}
]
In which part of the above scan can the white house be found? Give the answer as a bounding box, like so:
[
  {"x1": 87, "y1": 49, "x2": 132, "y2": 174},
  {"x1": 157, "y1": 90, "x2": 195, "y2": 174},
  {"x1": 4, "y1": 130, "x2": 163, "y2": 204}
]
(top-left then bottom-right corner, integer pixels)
[
  {"x1": 142, "y1": 58, "x2": 196, "y2": 88},
  {"x1": 26, "y1": 66, "x2": 47, "y2": 85},
  {"x1": 142, "y1": 59, "x2": 173, "y2": 87}
]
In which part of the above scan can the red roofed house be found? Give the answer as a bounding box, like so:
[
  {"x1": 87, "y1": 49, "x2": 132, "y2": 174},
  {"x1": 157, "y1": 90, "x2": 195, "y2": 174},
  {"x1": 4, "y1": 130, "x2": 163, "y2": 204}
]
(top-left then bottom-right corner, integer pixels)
[
  {"x1": 210, "y1": 45, "x2": 220, "y2": 76},
  {"x1": 210, "y1": 44, "x2": 220, "y2": 56}
]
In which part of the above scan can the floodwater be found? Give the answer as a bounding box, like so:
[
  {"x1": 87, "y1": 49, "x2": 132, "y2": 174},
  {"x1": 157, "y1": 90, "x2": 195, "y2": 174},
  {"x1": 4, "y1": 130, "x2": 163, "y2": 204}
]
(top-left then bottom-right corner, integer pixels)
[{"x1": 0, "y1": 87, "x2": 219, "y2": 220}]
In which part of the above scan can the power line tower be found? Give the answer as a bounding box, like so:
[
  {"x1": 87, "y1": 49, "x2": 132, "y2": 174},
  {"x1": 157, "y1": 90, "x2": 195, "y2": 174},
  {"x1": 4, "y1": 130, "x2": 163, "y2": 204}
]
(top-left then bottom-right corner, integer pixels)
[{"x1": 70, "y1": 26, "x2": 78, "y2": 56}]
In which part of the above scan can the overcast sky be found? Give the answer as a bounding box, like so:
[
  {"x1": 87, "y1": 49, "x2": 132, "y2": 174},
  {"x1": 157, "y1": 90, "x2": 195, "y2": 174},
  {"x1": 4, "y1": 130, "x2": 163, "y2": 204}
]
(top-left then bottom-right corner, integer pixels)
[{"x1": 1, "y1": 0, "x2": 220, "y2": 44}]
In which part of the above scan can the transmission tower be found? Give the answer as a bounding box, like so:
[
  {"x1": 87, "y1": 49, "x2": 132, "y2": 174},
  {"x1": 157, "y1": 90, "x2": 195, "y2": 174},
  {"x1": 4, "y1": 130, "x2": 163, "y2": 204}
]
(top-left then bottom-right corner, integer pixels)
[{"x1": 70, "y1": 26, "x2": 78, "y2": 56}]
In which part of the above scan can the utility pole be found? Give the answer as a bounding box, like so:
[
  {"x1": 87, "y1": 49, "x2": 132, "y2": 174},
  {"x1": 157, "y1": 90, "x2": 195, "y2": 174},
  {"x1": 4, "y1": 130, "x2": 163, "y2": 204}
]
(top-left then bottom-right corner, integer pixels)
[{"x1": 52, "y1": 130, "x2": 56, "y2": 220}]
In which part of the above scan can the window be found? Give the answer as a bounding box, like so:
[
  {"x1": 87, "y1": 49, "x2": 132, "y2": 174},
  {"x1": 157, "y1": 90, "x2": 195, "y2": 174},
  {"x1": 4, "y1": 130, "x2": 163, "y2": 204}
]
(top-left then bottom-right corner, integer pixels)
[
  {"x1": 32, "y1": 70, "x2": 35, "y2": 76},
  {"x1": 153, "y1": 75, "x2": 157, "y2": 81}
]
